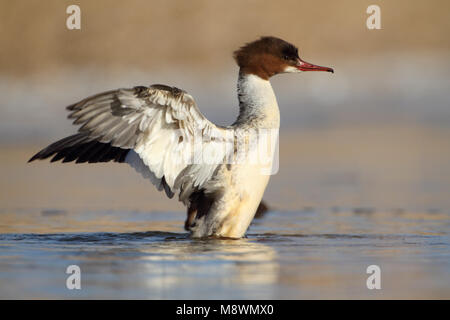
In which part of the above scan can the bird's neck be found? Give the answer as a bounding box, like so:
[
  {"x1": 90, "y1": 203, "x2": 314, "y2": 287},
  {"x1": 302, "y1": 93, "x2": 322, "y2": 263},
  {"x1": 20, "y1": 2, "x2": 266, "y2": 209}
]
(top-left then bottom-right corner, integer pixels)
[{"x1": 235, "y1": 72, "x2": 280, "y2": 128}]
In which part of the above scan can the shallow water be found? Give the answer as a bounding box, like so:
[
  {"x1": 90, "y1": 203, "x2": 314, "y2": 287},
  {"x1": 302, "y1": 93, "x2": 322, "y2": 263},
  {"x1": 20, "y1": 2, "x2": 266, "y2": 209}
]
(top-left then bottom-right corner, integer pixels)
[
  {"x1": 0, "y1": 208, "x2": 449, "y2": 299},
  {"x1": 1, "y1": 125, "x2": 450, "y2": 299}
]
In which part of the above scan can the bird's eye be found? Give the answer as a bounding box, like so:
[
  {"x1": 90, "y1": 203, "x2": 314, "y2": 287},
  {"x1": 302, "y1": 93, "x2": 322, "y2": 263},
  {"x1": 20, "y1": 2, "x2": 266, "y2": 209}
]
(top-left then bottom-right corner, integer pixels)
[{"x1": 283, "y1": 55, "x2": 290, "y2": 60}]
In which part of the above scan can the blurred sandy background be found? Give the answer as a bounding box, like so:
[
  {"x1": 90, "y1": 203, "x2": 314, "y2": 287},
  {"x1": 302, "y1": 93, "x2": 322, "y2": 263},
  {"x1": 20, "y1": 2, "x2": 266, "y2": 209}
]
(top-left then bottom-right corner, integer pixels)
[
  {"x1": 1, "y1": 0, "x2": 449, "y2": 74},
  {"x1": 1, "y1": 0, "x2": 450, "y2": 227}
]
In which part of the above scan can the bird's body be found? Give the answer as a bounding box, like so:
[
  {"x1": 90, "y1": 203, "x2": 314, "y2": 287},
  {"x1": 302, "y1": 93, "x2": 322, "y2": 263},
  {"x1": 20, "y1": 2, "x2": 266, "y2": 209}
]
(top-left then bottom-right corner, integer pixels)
[
  {"x1": 29, "y1": 36, "x2": 333, "y2": 238},
  {"x1": 185, "y1": 73, "x2": 280, "y2": 238}
]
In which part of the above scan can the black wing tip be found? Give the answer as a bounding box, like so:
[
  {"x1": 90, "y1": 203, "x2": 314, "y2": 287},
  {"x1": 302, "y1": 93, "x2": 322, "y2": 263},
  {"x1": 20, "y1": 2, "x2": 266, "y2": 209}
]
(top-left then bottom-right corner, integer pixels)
[
  {"x1": 28, "y1": 150, "x2": 51, "y2": 163},
  {"x1": 66, "y1": 102, "x2": 78, "y2": 111},
  {"x1": 27, "y1": 151, "x2": 58, "y2": 163},
  {"x1": 28, "y1": 136, "x2": 130, "y2": 165}
]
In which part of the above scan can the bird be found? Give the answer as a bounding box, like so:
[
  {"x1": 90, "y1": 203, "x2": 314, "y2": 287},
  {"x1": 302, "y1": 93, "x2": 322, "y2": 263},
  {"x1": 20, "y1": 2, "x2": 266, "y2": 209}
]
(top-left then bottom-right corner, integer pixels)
[{"x1": 29, "y1": 36, "x2": 333, "y2": 238}]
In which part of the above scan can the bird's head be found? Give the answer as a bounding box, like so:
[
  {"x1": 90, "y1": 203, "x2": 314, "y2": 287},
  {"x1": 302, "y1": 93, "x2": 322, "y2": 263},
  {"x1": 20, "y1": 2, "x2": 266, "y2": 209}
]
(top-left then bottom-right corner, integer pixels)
[{"x1": 233, "y1": 36, "x2": 334, "y2": 80}]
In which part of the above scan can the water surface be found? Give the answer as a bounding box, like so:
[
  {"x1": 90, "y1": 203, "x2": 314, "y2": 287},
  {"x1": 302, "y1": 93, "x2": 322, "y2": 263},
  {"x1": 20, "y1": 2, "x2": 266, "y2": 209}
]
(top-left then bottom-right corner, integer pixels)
[
  {"x1": 1, "y1": 126, "x2": 450, "y2": 299},
  {"x1": 0, "y1": 208, "x2": 449, "y2": 299}
]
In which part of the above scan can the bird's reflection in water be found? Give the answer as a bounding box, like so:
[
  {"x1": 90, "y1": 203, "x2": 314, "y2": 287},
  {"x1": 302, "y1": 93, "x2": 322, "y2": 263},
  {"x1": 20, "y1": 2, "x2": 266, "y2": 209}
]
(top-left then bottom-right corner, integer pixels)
[{"x1": 136, "y1": 237, "x2": 279, "y2": 298}]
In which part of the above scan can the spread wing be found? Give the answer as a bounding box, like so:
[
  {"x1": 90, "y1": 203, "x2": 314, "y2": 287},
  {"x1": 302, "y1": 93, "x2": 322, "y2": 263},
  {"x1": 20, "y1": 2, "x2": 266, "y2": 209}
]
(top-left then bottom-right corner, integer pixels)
[{"x1": 29, "y1": 84, "x2": 234, "y2": 204}]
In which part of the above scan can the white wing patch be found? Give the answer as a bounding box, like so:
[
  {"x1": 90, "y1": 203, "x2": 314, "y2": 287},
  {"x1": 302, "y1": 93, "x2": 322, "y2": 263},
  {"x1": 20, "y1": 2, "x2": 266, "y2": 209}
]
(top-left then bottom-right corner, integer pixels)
[
  {"x1": 128, "y1": 87, "x2": 232, "y2": 204},
  {"x1": 125, "y1": 150, "x2": 174, "y2": 198},
  {"x1": 67, "y1": 84, "x2": 232, "y2": 205}
]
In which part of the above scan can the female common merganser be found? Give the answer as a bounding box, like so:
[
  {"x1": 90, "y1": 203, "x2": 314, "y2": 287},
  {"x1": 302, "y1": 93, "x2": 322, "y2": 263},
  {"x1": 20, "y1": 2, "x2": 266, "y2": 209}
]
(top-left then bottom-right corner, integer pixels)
[{"x1": 29, "y1": 36, "x2": 333, "y2": 238}]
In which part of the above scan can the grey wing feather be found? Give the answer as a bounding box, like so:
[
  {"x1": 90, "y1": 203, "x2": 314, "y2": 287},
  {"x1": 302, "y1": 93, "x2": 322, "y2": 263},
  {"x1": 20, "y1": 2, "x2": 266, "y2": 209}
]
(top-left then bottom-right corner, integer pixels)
[{"x1": 32, "y1": 84, "x2": 233, "y2": 204}]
